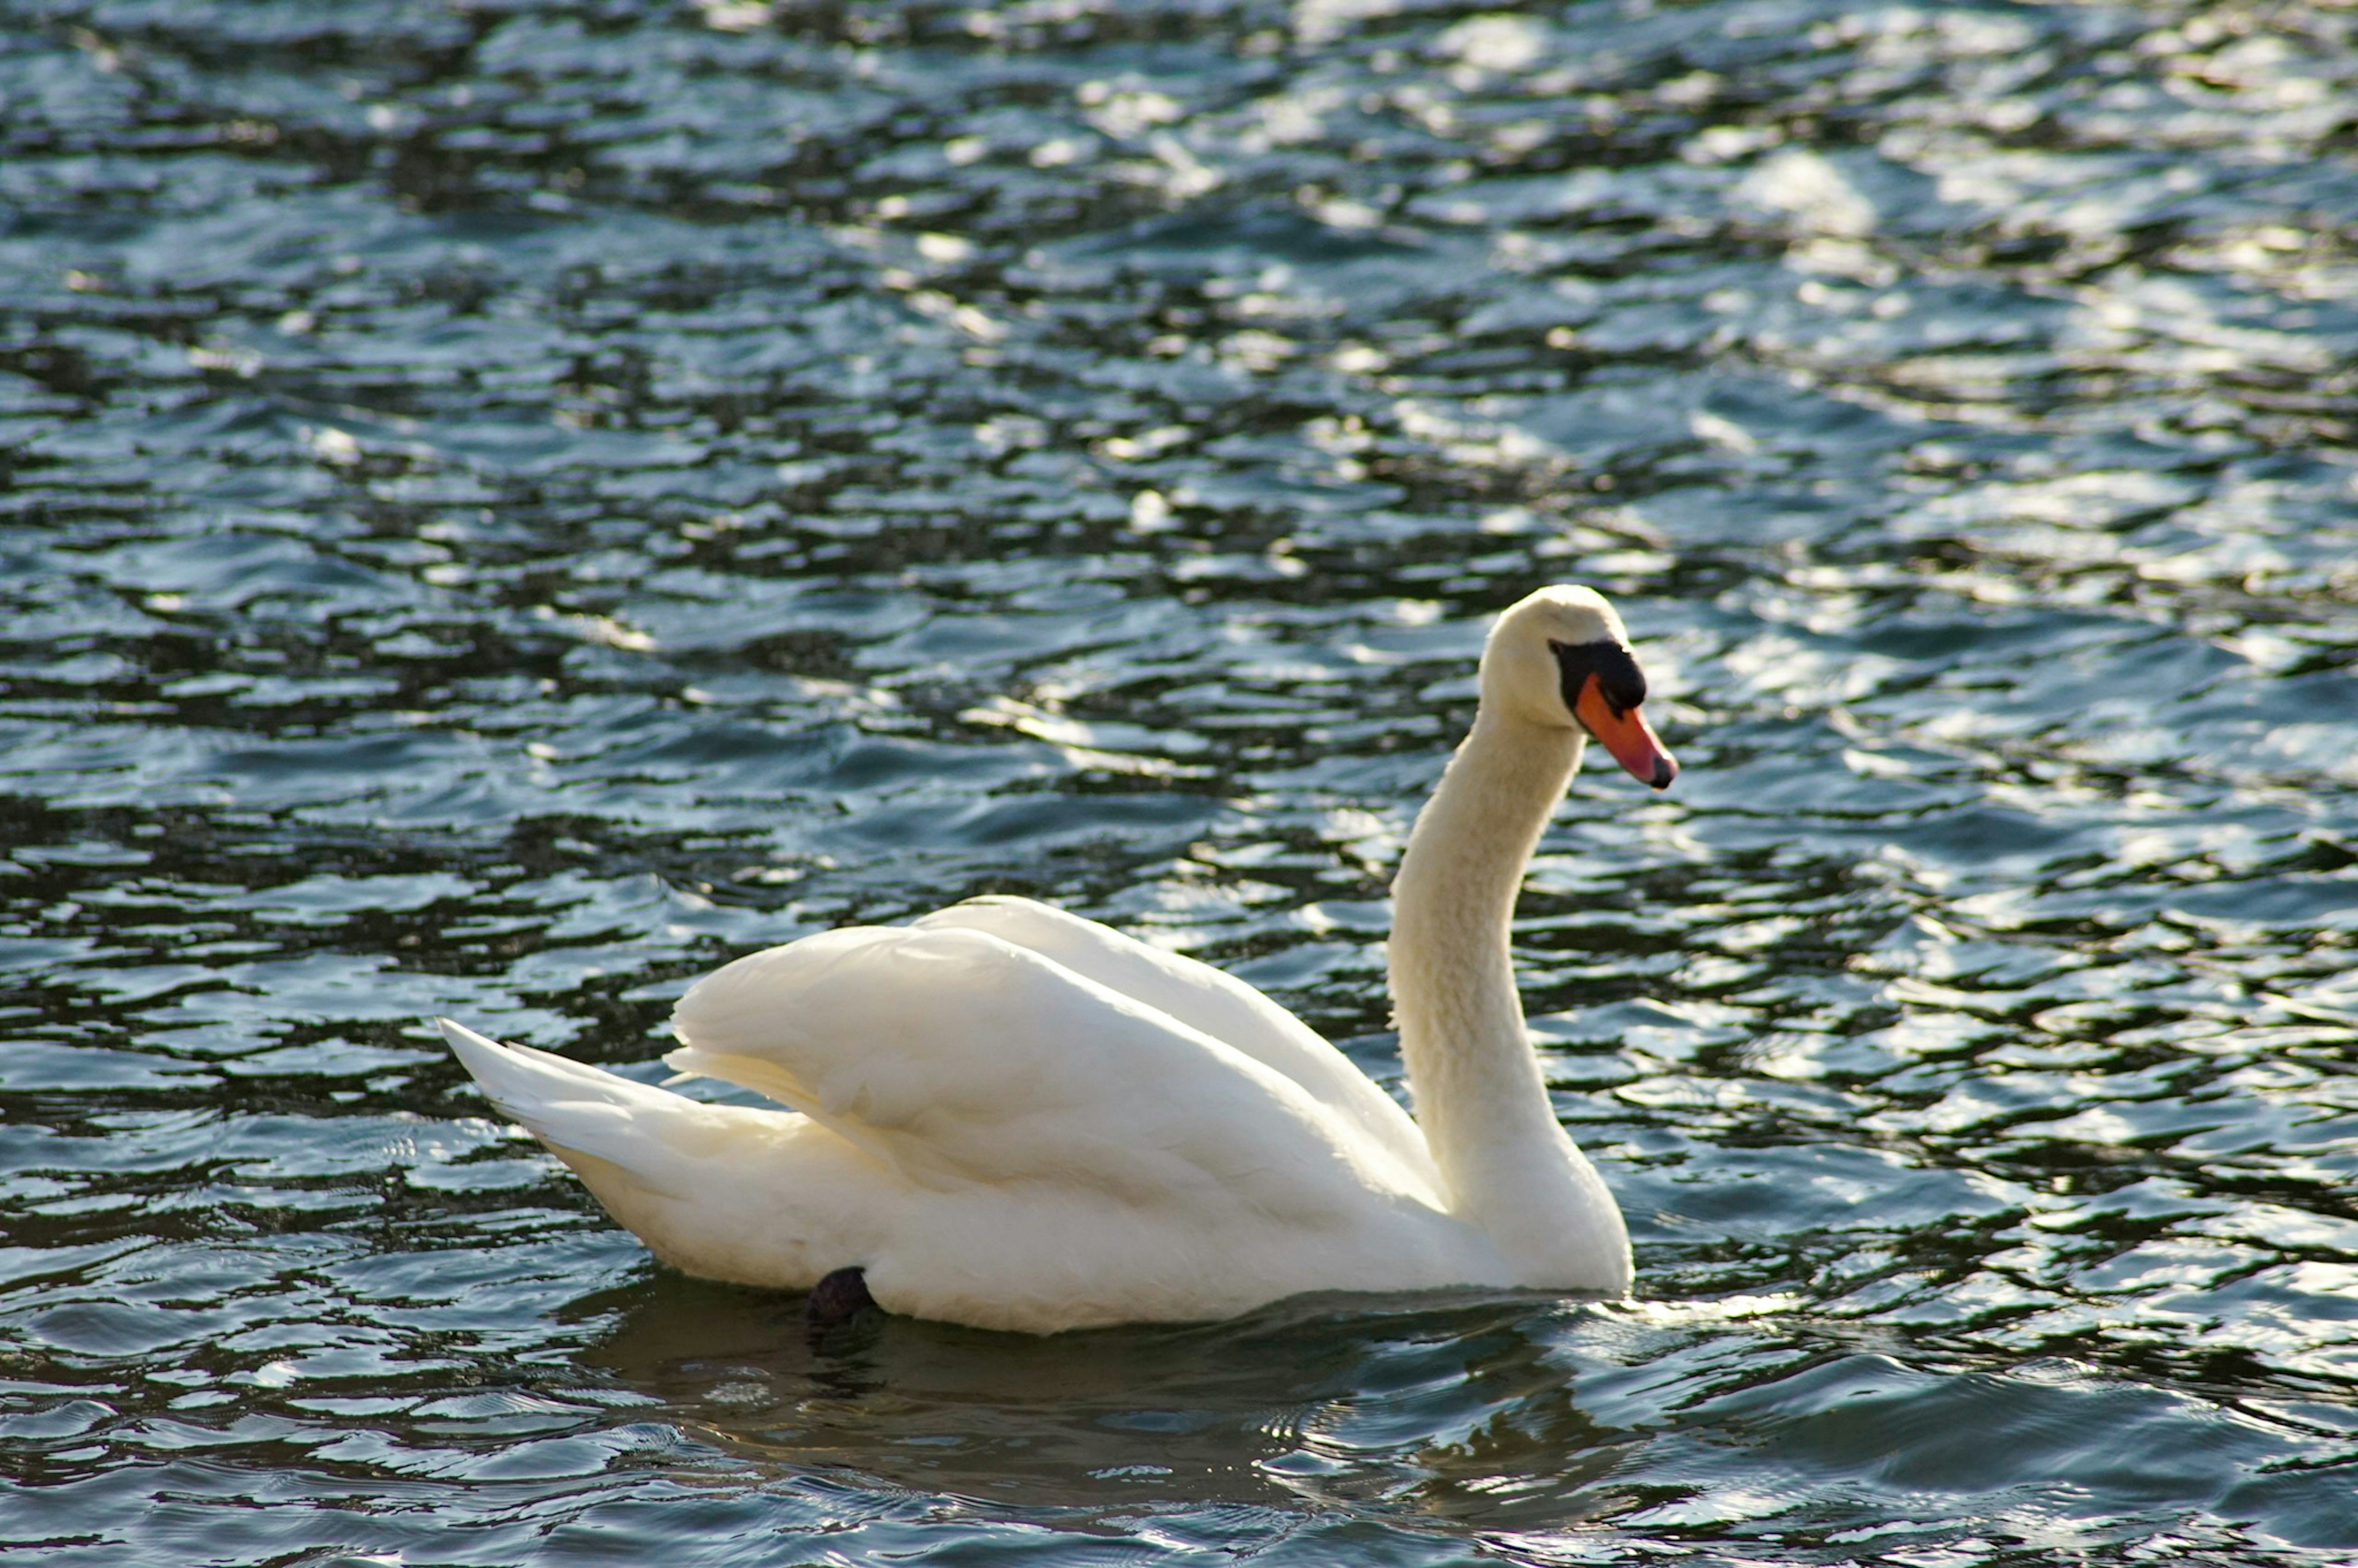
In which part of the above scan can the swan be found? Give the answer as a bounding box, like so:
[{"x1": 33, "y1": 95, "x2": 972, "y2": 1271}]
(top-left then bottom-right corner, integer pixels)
[{"x1": 437, "y1": 584, "x2": 1678, "y2": 1333}]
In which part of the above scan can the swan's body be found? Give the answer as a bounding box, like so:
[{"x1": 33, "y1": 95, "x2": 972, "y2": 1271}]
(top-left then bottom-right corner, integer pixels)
[{"x1": 439, "y1": 586, "x2": 1678, "y2": 1333}]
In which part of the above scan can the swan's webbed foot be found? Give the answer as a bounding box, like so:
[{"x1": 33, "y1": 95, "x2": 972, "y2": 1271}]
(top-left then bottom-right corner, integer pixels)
[{"x1": 804, "y1": 1266, "x2": 876, "y2": 1333}]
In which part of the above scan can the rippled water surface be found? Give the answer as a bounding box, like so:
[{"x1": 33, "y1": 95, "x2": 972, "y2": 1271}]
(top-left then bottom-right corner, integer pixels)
[{"x1": 6, "y1": 0, "x2": 2358, "y2": 1561}]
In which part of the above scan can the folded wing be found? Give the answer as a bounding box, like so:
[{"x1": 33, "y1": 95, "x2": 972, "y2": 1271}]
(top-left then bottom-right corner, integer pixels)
[
  {"x1": 912, "y1": 896, "x2": 1439, "y2": 1191},
  {"x1": 666, "y1": 923, "x2": 1418, "y2": 1227}
]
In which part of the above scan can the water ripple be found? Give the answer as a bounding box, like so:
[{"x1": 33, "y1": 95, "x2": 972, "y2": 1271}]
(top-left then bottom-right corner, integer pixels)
[{"x1": 3, "y1": 0, "x2": 2356, "y2": 1562}]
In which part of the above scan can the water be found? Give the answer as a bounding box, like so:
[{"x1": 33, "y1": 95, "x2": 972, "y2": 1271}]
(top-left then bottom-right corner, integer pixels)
[{"x1": 4, "y1": 0, "x2": 2356, "y2": 1560}]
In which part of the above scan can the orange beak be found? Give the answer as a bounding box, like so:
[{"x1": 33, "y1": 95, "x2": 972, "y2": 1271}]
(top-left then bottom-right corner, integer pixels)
[{"x1": 1573, "y1": 678, "x2": 1678, "y2": 790}]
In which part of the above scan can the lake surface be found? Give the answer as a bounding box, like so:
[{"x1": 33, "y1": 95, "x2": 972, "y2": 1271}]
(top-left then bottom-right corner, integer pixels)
[{"x1": 4, "y1": 0, "x2": 2357, "y2": 1562}]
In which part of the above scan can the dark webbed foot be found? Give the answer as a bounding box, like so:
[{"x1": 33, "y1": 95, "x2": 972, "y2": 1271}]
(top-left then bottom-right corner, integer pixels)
[{"x1": 804, "y1": 1266, "x2": 875, "y2": 1332}]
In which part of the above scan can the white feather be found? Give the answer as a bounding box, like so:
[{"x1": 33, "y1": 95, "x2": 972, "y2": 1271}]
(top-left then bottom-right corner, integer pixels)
[{"x1": 438, "y1": 585, "x2": 1653, "y2": 1332}]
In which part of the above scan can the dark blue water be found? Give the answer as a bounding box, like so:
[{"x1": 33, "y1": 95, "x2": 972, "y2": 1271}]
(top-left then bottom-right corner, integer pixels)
[{"x1": 4, "y1": 0, "x2": 2356, "y2": 1561}]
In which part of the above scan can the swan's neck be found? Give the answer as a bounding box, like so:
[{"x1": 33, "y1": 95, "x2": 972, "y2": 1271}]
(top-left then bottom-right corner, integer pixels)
[{"x1": 1388, "y1": 710, "x2": 1630, "y2": 1288}]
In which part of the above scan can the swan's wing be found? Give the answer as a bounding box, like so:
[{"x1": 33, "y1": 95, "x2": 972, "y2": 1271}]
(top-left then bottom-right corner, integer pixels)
[
  {"x1": 913, "y1": 896, "x2": 1438, "y2": 1185},
  {"x1": 665, "y1": 924, "x2": 1404, "y2": 1224}
]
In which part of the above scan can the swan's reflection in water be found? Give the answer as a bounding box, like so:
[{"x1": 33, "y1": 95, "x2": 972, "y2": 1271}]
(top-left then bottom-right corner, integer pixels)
[
  {"x1": 576, "y1": 1278, "x2": 2331, "y2": 1551},
  {"x1": 580, "y1": 1276, "x2": 1635, "y2": 1521}
]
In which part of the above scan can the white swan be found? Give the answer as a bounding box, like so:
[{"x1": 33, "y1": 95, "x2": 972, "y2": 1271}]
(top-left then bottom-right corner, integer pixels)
[{"x1": 438, "y1": 584, "x2": 1678, "y2": 1333}]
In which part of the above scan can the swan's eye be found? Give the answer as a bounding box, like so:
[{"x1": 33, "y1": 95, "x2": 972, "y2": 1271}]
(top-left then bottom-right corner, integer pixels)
[{"x1": 1549, "y1": 638, "x2": 1646, "y2": 721}]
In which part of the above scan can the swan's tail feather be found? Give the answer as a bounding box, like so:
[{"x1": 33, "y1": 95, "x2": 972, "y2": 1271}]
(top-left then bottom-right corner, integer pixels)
[
  {"x1": 435, "y1": 1017, "x2": 877, "y2": 1291},
  {"x1": 436, "y1": 1017, "x2": 709, "y2": 1200}
]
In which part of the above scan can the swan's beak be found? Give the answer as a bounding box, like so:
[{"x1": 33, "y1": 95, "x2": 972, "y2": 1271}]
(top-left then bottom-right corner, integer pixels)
[{"x1": 1573, "y1": 678, "x2": 1678, "y2": 790}]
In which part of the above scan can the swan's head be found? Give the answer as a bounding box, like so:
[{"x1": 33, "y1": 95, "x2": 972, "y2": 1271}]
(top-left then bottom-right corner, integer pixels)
[{"x1": 1480, "y1": 585, "x2": 1678, "y2": 790}]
